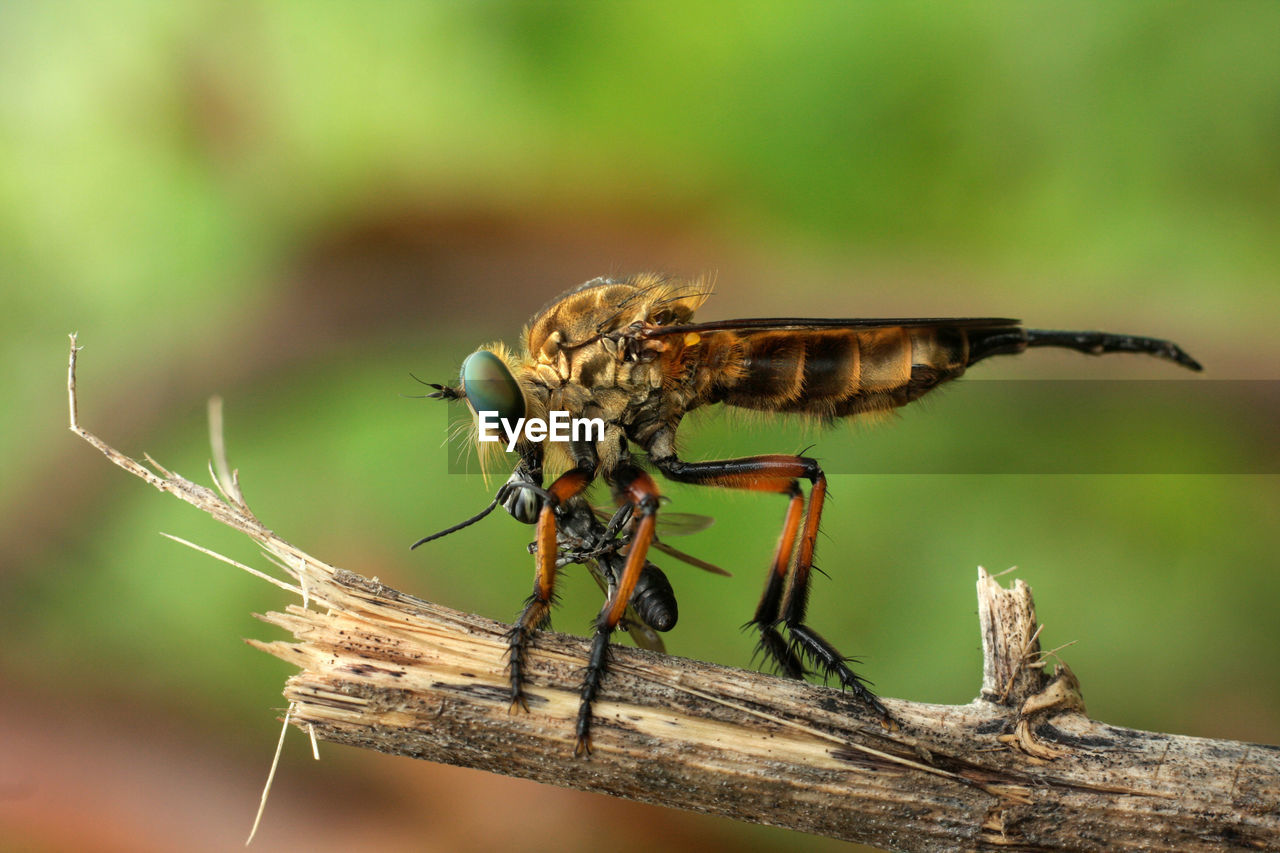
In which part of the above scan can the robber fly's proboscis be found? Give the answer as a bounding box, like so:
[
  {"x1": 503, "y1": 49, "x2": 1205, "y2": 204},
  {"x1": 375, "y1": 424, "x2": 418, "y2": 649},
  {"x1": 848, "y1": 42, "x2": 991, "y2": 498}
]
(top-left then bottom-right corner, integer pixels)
[{"x1": 414, "y1": 274, "x2": 1202, "y2": 755}]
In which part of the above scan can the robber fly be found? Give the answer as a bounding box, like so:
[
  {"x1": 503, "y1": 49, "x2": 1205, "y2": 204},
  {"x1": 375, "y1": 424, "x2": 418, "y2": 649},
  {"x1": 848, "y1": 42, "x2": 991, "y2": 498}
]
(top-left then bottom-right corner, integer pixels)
[{"x1": 416, "y1": 274, "x2": 1202, "y2": 755}]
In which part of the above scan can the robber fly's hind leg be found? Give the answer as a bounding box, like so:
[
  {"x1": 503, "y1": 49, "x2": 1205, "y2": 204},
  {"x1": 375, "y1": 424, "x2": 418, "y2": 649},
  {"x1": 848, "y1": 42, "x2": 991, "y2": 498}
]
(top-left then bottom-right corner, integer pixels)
[
  {"x1": 750, "y1": 480, "x2": 808, "y2": 680},
  {"x1": 575, "y1": 465, "x2": 661, "y2": 756},
  {"x1": 507, "y1": 467, "x2": 593, "y2": 714},
  {"x1": 650, "y1": 450, "x2": 889, "y2": 722},
  {"x1": 649, "y1": 454, "x2": 813, "y2": 679},
  {"x1": 778, "y1": 473, "x2": 889, "y2": 719}
]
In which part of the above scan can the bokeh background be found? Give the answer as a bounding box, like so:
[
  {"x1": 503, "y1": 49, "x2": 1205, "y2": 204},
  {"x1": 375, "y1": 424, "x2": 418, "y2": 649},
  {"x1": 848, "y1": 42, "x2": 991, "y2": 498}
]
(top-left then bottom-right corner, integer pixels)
[{"x1": 3, "y1": 3, "x2": 1277, "y2": 851}]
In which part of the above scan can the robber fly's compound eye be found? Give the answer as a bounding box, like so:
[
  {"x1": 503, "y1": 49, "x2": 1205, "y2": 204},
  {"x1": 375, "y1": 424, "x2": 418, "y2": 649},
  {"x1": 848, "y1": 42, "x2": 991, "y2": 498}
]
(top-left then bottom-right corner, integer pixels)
[{"x1": 460, "y1": 349, "x2": 526, "y2": 424}]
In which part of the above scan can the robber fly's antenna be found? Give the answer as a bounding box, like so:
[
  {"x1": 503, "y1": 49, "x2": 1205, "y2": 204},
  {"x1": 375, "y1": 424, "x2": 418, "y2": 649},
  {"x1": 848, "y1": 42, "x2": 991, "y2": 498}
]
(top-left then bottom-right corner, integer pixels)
[
  {"x1": 411, "y1": 496, "x2": 500, "y2": 549},
  {"x1": 403, "y1": 374, "x2": 464, "y2": 401},
  {"x1": 407, "y1": 373, "x2": 464, "y2": 400}
]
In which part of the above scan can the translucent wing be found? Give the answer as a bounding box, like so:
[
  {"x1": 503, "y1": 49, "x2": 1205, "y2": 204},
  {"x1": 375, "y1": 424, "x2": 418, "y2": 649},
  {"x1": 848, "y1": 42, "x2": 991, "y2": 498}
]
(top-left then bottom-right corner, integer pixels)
[
  {"x1": 592, "y1": 506, "x2": 715, "y2": 536},
  {"x1": 592, "y1": 506, "x2": 729, "y2": 576},
  {"x1": 652, "y1": 511, "x2": 716, "y2": 536},
  {"x1": 651, "y1": 540, "x2": 731, "y2": 577}
]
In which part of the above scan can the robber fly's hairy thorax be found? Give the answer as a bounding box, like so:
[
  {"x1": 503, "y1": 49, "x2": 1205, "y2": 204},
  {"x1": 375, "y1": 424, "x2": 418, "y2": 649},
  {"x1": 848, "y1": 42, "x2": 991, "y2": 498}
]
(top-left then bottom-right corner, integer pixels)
[
  {"x1": 451, "y1": 274, "x2": 721, "y2": 477},
  {"x1": 418, "y1": 272, "x2": 1202, "y2": 756}
]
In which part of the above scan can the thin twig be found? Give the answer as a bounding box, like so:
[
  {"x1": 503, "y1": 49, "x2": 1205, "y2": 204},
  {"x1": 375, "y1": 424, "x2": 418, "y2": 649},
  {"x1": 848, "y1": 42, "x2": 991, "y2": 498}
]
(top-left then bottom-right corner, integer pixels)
[
  {"x1": 247, "y1": 704, "x2": 292, "y2": 846},
  {"x1": 159, "y1": 533, "x2": 302, "y2": 596}
]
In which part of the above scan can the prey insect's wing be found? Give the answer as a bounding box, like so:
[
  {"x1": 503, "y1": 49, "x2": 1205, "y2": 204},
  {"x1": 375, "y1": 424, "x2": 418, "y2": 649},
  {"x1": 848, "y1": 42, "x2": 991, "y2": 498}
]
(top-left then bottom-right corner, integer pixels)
[
  {"x1": 592, "y1": 506, "x2": 715, "y2": 536},
  {"x1": 582, "y1": 557, "x2": 666, "y2": 653},
  {"x1": 651, "y1": 540, "x2": 731, "y2": 577},
  {"x1": 649, "y1": 511, "x2": 716, "y2": 536},
  {"x1": 648, "y1": 512, "x2": 731, "y2": 576},
  {"x1": 591, "y1": 506, "x2": 729, "y2": 576}
]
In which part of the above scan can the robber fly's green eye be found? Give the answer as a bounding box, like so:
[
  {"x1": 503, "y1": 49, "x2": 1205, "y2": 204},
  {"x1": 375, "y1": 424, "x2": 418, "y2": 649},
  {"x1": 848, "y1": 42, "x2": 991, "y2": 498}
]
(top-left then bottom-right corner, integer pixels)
[{"x1": 460, "y1": 350, "x2": 525, "y2": 424}]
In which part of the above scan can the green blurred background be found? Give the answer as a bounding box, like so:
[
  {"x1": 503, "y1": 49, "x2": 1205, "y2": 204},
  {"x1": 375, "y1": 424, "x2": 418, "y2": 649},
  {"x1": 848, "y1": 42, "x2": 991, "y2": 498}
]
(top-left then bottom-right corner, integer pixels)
[{"x1": 3, "y1": 3, "x2": 1277, "y2": 851}]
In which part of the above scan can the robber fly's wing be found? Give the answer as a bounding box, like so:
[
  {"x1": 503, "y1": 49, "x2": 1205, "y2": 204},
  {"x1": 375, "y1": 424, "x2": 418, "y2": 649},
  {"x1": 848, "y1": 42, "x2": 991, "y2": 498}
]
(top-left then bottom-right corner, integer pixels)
[
  {"x1": 582, "y1": 557, "x2": 667, "y2": 654},
  {"x1": 641, "y1": 316, "x2": 1021, "y2": 336}
]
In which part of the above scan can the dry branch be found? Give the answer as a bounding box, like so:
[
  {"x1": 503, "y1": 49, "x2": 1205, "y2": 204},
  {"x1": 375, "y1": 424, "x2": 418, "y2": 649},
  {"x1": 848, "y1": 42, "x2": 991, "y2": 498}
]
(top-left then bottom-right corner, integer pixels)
[{"x1": 67, "y1": 335, "x2": 1280, "y2": 852}]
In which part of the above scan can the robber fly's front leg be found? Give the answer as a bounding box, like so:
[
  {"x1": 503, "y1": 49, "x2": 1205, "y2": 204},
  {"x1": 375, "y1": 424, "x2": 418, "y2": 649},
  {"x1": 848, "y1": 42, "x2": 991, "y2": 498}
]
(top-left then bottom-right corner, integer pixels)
[
  {"x1": 649, "y1": 447, "x2": 890, "y2": 722},
  {"x1": 574, "y1": 463, "x2": 661, "y2": 756},
  {"x1": 507, "y1": 461, "x2": 593, "y2": 714}
]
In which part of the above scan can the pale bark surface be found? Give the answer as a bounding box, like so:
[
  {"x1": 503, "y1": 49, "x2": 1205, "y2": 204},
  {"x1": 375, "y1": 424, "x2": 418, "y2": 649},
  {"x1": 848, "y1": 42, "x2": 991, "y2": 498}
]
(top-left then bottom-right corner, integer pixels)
[{"x1": 67, "y1": 336, "x2": 1280, "y2": 852}]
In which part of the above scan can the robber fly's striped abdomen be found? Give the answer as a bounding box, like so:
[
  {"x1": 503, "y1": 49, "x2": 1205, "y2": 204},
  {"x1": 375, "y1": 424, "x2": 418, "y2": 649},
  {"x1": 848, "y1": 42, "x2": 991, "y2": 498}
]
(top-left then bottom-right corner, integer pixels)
[{"x1": 702, "y1": 324, "x2": 1024, "y2": 418}]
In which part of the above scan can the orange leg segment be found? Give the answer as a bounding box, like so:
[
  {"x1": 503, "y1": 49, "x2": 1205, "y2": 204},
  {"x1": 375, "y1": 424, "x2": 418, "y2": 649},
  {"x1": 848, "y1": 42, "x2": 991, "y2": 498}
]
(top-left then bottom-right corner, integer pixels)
[
  {"x1": 575, "y1": 467, "x2": 661, "y2": 756},
  {"x1": 508, "y1": 468, "x2": 592, "y2": 713}
]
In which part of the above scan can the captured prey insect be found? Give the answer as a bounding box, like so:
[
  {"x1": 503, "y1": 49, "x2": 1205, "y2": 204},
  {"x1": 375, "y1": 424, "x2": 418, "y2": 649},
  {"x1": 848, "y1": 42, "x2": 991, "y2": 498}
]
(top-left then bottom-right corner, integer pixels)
[
  {"x1": 550, "y1": 494, "x2": 726, "y2": 659},
  {"x1": 414, "y1": 460, "x2": 727, "y2": 741},
  {"x1": 415, "y1": 274, "x2": 1203, "y2": 755}
]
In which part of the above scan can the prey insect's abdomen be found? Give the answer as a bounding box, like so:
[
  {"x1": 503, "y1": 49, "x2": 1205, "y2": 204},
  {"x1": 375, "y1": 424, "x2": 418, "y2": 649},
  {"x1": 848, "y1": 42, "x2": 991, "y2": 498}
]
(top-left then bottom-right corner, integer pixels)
[{"x1": 629, "y1": 563, "x2": 678, "y2": 632}]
